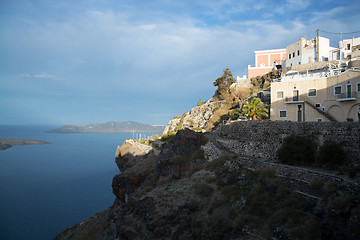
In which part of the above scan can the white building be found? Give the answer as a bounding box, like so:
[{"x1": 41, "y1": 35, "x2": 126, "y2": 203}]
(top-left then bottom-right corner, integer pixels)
[
  {"x1": 285, "y1": 37, "x2": 335, "y2": 67},
  {"x1": 330, "y1": 37, "x2": 360, "y2": 61}
]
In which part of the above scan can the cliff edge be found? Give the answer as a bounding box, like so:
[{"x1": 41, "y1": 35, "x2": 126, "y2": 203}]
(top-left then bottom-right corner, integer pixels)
[{"x1": 54, "y1": 122, "x2": 360, "y2": 240}]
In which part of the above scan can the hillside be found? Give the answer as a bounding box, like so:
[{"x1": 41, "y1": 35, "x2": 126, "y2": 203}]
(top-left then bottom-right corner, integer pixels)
[
  {"x1": 48, "y1": 121, "x2": 165, "y2": 133},
  {"x1": 54, "y1": 122, "x2": 360, "y2": 240}
]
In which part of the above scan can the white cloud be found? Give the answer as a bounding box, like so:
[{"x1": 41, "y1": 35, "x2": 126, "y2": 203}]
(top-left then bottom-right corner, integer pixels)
[{"x1": 20, "y1": 73, "x2": 61, "y2": 80}]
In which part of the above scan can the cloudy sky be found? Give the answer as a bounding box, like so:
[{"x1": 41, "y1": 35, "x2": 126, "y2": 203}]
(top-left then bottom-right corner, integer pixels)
[{"x1": 0, "y1": 0, "x2": 359, "y2": 125}]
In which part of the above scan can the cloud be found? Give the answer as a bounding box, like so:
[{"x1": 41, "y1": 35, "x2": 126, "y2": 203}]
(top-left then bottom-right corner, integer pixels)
[
  {"x1": 2, "y1": 0, "x2": 360, "y2": 125},
  {"x1": 20, "y1": 73, "x2": 61, "y2": 80}
]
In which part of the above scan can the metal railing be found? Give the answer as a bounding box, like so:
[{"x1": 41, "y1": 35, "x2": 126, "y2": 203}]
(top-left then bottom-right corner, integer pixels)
[
  {"x1": 336, "y1": 92, "x2": 358, "y2": 100},
  {"x1": 285, "y1": 96, "x2": 301, "y2": 102}
]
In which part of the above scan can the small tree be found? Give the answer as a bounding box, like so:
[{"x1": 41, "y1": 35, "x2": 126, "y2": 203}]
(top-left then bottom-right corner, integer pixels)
[
  {"x1": 213, "y1": 68, "x2": 235, "y2": 100},
  {"x1": 277, "y1": 135, "x2": 317, "y2": 165},
  {"x1": 241, "y1": 97, "x2": 269, "y2": 120},
  {"x1": 317, "y1": 141, "x2": 346, "y2": 168}
]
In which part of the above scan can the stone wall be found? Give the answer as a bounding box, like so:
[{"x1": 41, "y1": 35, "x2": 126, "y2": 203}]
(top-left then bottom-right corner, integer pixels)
[{"x1": 216, "y1": 121, "x2": 360, "y2": 167}]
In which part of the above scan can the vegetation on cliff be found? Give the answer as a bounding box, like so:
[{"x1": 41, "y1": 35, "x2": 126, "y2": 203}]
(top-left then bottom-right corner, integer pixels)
[{"x1": 162, "y1": 67, "x2": 272, "y2": 137}]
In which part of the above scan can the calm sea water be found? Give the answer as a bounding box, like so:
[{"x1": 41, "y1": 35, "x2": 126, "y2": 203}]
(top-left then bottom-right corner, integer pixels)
[{"x1": 0, "y1": 125, "x2": 159, "y2": 240}]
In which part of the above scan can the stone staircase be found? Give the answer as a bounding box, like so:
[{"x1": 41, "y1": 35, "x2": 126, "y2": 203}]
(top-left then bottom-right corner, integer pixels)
[{"x1": 304, "y1": 99, "x2": 337, "y2": 122}]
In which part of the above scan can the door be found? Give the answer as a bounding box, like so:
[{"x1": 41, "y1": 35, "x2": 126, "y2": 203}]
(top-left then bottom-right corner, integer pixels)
[
  {"x1": 297, "y1": 104, "x2": 303, "y2": 122},
  {"x1": 293, "y1": 90, "x2": 299, "y2": 101},
  {"x1": 347, "y1": 84, "x2": 352, "y2": 98}
]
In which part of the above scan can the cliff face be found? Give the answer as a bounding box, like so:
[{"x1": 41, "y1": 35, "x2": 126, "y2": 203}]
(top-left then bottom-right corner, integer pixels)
[{"x1": 54, "y1": 122, "x2": 360, "y2": 240}]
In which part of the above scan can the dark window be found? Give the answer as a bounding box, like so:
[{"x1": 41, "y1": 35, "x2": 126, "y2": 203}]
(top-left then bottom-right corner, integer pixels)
[
  {"x1": 315, "y1": 103, "x2": 321, "y2": 108},
  {"x1": 334, "y1": 86, "x2": 341, "y2": 95},
  {"x1": 357, "y1": 82, "x2": 360, "y2": 92},
  {"x1": 279, "y1": 110, "x2": 287, "y2": 118},
  {"x1": 293, "y1": 52, "x2": 295, "y2": 58},
  {"x1": 289, "y1": 53, "x2": 291, "y2": 59},
  {"x1": 297, "y1": 50, "x2": 300, "y2": 56},
  {"x1": 317, "y1": 118, "x2": 323, "y2": 122},
  {"x1": 346, "y1": 44, "x2": 351, "y2": 50},
  {"x1": 308, "y1": 88, "x2": 317, "y2": 97}
]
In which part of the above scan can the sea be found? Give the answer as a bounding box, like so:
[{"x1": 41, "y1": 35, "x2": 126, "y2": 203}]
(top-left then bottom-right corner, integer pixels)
[{"x1": 0, "y1": 125, "x2": 160, "y2": 240}]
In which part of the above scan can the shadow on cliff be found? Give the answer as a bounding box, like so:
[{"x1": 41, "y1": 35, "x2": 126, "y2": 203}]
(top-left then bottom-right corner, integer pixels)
[{"x1": 112, "y1": 128, "x2": 209, "y2": 203}]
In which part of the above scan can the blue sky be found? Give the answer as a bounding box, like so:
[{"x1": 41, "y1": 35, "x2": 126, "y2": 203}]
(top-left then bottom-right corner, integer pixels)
[{"x1": 0, "y1": 0, "x2": 359, "y2": 125}]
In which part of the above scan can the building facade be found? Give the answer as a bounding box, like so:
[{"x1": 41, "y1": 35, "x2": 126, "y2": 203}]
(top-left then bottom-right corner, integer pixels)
[
  {"x1": 270, "y1": 65, "x2": 360, "y2": 122},
  {"x1": 248, "y1": 49, "x2": 286, "y2": 79},
  {"x1": 285, "y1": 37, "x2": 335, "y2": 67},
  {"x1": 330, "y1": 37, "x2": 360, "y2": 61}
]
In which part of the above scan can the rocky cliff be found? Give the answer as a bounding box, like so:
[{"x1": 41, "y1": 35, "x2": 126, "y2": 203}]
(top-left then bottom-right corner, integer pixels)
[{"x1": 54, "y1": 121, "x2": 360, "y2": 240}]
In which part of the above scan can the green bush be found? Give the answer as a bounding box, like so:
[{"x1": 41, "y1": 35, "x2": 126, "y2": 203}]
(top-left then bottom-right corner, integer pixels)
[
  {"x1": 230, "y1": 109, "x2": 241, "y2": 120},
  {"x1": 277, "y1": 135, "x2": 317, "y2": 165},
  {"x1": 317, "y1": 140, "x2": 346, "y2": 168},
  {"x1": 205, "y1": 154, "x2": 231, "y2": 171},
  {"x1": 323, "y1": 181, "x2": 337, "y2": 193},
  {"x1": 327, "y1": 196, "x2": 349, "y2": 211},
  {"x1": 192, "y1": 182, "x2": 214, "y2": 198},
  {"x1": 309, "y1": 176, "x2": 325, "y2": 188}
]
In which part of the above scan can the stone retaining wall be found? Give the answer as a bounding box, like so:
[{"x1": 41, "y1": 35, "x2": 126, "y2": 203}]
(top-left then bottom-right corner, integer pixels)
[{"x1": 216, "y1": 121, "x2": 360, "y2": 167}]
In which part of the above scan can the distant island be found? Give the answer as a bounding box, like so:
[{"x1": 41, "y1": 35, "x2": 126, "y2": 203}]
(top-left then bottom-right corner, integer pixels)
[
  {"x1": 48, "y1": 121, "x2": 166, "y2": 133},
  {"x1": 0, "y1": 138, "x2": 50, "y2": 150}
]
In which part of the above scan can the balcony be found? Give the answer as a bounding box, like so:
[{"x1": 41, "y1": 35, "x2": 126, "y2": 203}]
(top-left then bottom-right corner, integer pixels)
[
  {"x1": 284, "y1": 96, "x2": 304, "y2": 104},
  {"x1": 336, "y1": 92, "x2": 358, "y2": 101}
]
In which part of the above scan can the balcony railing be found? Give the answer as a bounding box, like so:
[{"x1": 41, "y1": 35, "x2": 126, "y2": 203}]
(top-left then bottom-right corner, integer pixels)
[
  {"x1": 285, "y1": 96, "x2": 303, "y2": 103},
  {"x1": 336, "y1": 92, "x2": 358, "y2": 101}
]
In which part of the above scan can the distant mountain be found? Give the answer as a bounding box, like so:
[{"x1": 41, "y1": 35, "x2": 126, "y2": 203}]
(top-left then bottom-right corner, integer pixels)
[{"x1": 48, "y1": 121, "x2": 165, "y2": 133}]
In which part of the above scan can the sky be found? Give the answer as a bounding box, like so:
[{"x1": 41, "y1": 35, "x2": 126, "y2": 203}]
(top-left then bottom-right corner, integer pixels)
[{"x1": 0, "y1": 0, "x2": 359, "y2": 126}]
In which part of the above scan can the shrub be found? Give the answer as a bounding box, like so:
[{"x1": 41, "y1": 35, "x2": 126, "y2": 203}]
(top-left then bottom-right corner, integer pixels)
[
  {"x1": 201, "y1": 135, "x2": 209, "y2": 145},
  {"x1": 186, "y1": 119, "x2": 196, "y2": 125},
  {"x1": 205, "y1": 154, "x2": 231, "y2": 171},
  {"x1": 317, "y1": 140, "x2": 346, "y2": 168},
  {"x1": 323, "y1": 181, "x2": 337, "y2": 193},
  {"x1": 327, "y1": 196, "x2": 349, "y2": 211},
  {"x1": 192, "y1": 127, "x2": 203, "y2": 132},
  {"x1": 277, "y1": 135, "x2": 317, "y2": 165},
  {"x1": 230, "y1": 108, "x2": 241, "y2": 120},
  {"x1": 309, "y1": 176, "x2": 325, "y2": 188},
  {"x1": 192, "y1": 182, "x2": 214, "y2": 198},
  {"x1": 192, "y1": 149, "x2": 205, "y2": 160},
  {"x1": 257, "y1": 167, "x2": 276, "y2": 180}
]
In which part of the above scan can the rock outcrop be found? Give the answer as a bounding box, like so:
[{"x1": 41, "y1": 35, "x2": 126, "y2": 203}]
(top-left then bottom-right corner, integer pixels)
[
  {"x1": 115, "y1": 139, "x2": 155, "y2": 171},
  {"x1": 162, "y1": 97, "x2": 226, "y2": 135},
  {"x1": 156, "y1": 128, "x2": 207, "y2": 178}
]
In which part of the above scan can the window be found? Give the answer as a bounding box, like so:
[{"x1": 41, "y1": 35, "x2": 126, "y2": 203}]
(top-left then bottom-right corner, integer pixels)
[
  {"x1": 279, "y1": 110, "x2": 287, "y2": 118},
  {"x1": 346, "y1": 84, "x2": 352, "y2": 98},
  {"x1": 317, "y1": 118, "x2": 323, "y2": 122},
  {"x1": 308, "y1": 88, "x2": 317, "y2": 97},
  {"x1": 357, "y1": 82, "x2": 360, "y2": 92},
  {"x1": 297, "y1": 50, "x2": 300, "y2": 56},
  {"x1": 293, "y1": 89, "x2": 299, "y2": 101},
  {"x1": 292, "y1": 52, "x2": 295, "y2": 58},
  {"x1": 346, "y1": 44, "x2": 351, "y2": 50},
  {"x1": 315, "y1": 103, "x2": 321, "y2": 108},
  {"x1": 289, "y1": 53, "x2": 291, "y2": 59},
  {"x1": 334, "y1": 85, "x2": 341, "y2": 95},
  {"x1": 277, "y1": 91, "x2": 284, "y2": 99},
  {"x1": 324, "y1": 57, "x2": 328, "y2": 61}
]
